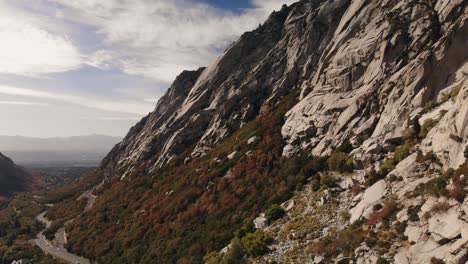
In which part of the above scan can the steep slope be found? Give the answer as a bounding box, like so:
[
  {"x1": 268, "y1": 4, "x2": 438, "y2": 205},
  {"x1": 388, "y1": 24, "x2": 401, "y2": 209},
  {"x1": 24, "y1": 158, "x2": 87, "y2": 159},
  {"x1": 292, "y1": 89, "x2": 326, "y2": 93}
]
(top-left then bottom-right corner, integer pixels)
[
  {"x1": 55, "y1": 0, "x2": 468, "y2": 263},
  {"x1": 0, "y1": 153, "x2": 35, "y2": 198},
  {"x1": 101, "y1": 1, "x2": 350, "y2": 179}
]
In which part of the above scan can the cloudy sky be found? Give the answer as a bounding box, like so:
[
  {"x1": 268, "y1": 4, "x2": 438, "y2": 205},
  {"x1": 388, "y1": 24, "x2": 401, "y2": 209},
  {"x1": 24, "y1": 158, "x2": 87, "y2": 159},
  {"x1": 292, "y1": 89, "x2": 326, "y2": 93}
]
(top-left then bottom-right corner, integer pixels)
[{"x1": 0, "y1": 0, "x2": 295, "y2": 138}]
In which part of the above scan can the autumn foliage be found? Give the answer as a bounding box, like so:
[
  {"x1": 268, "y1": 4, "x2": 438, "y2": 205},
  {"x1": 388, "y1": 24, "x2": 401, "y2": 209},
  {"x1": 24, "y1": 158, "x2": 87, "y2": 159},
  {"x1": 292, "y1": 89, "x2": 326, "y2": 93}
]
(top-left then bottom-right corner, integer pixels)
[{"x1": 61, "y1": 92, "x2": 327, "y2": 263}]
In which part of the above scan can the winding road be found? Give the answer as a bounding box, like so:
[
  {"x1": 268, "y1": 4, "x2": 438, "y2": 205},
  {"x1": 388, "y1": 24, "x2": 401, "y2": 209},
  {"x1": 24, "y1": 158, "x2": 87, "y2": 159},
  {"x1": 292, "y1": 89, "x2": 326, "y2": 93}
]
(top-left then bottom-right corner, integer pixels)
[{"x1": 34, "y1": 189, "x2": 97, "y2": 264}]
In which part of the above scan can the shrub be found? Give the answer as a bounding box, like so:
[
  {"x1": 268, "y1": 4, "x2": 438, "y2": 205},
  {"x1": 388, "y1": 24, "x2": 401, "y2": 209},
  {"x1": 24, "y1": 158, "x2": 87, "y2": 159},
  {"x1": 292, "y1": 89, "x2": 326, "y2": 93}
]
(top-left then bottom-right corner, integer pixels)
[
  {"x1": 439, "y1": 109, "x2": 448, "y2": 117},
  {"x1": 449, "y1": 134, "x2": 463, "y2": 143},
  {"x1": 307, "y1": 225, "x2": 367, "y2": 258},
  {"x1": 224, "y1": 237, "x2": 245, "y2": 264},
  {"x1": 423, "y1": 101, "x2": 436, "y2": 112},
  {"x1": 394, "y1": 143, "x2": 411, "y2": 162},
  {"x1": 419, "y1": 118, "x2": 437, "y2": 138},
  {"x1": 351, "y1": 180, "x2": 361, "y2": 195},
  {"x1": 234, "y1": 218, "x2": 255, "y2": 238},
  {"x1": 449, "y1": 180, "x2": 467, "y2": 203},
  {"x1": 367, "y1": 198, "x2": 398, "y2": 225},
  {"x1": 412, "y1": 175, "x2": 449, "y2": 198},
  {"x1": 204, "y1": 252, "x2": 223, "y2": 264},
  {"x1": 430, "y1": 257, "x2": 446, "y2": 264},
  {"x1": 310, "y1": 177, "x2": 320, "y2": 191},
  {"x1": 416, "y1": 150, "x2": 438, "y2": 163},
  {"x1": 328, "y1": 152, "x2": 353, "y2": 173},
  {"x1": 403, "y1": 126, "x2": 418, "y2": 143},
  {"x1": 340, "y1": 211, "x2": 351, "y2": 221},
  {"x1": 373, "y1": 204, "x2": 383, "y2": 211},
  {"x1": 377, "y1": 258, "x2": 390, "y2": 264},
  {"x1": 407, "y1": 205, "x2": 421, "y2": 222},
  {"x1": 241, "y1": 230, "x2": 271, "y2": 257},
  {"x1": 431, "y1": 202, "x2": 450, "y2": 214},
  {"x1": 319, "y1": 172, "x2": 336, "y2": 191},
  {"x1": 265, "y1": 204, "x2": 285, "y2": 223},
  {"x1": 450, "y1": 84, "x2": 462, "y2": 101},
  {"x1": 337, "y1": 140, "x2": 354, "y2": 154},
  {"x1": 366, "y1": 169, "x2": 385, "y2": 186}
]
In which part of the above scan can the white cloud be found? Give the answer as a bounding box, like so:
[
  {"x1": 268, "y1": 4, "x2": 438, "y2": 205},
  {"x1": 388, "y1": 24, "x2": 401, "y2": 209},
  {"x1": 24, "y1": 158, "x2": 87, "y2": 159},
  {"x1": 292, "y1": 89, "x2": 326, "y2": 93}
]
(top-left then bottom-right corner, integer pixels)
[
  {"x1": 86, "y1": 50, "x2": 116, "y2": 70},
  {"x1": 0, "y1": 101, "x2": 49, "y2": 106},
  {"x1": 0, "y1": 85, "x2": 156, "y2": 115},
  {"x1": 49, "y1": 0, "x2": 296, "y2": 81},
  {"x1": 0, "y1": 3, "x2": 83, "y2": 76}
]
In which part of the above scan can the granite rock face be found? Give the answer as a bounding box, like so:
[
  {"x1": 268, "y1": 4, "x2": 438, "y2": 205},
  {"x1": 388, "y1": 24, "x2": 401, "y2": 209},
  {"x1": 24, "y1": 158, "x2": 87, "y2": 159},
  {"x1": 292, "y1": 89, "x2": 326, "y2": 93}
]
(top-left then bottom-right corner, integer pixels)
[
  {"x1": 282, "y1": 0, "x2": 468, "y2": 167},
  {"x1": 102, "y1": 0, "x2": 466, "y2": 181},
  {"x1": 95, "y1": 0, "x2": 467, "y2": 262},
  {"x1": 100, "y1": 0, "x2": 353, "y2": 179}
]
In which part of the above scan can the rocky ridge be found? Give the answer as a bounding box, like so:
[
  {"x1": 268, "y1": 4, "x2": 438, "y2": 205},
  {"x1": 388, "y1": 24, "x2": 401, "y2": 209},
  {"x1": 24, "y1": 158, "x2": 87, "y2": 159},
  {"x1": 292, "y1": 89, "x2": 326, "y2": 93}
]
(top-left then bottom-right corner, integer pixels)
[
  {"x1": 0, "y1": 152, "x2": 35, "y2": 198},
  {"x1": 73, "y1": 0, "x2": 467, "y2": 263}
]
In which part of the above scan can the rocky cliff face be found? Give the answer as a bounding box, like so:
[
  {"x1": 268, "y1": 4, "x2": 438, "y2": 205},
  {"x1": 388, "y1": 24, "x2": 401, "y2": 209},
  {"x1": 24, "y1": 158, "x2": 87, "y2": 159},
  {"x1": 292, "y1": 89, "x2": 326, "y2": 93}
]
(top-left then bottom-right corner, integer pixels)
[
  {"x1": 101, "y1": 1, "x2": 351, "y2": 179},
  {"x1": 78, "y1": 0, "x2": 467, "y2": 263},
  {"x1": 0, "y1": 153, "x2": 34, "y2": 198},
  {"x1": 103, "y1": 0, "x2": 466, "y2": 179}
]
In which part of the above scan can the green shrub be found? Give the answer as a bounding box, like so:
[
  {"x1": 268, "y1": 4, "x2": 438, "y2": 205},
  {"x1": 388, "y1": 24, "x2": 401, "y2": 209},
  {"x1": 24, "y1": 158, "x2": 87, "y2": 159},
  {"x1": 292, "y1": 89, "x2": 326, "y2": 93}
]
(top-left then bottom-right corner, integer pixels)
[
  {"x1": 423, "y1": 101, "x2": 436, "y2": 112},
  {"x1": 265, "y1": 204, "x2": 285, "y2": 223},
  {"x1": 337, "y1": 140, "x2": 354, "y2": 154},
  {"x1": 419, "y1": 118, "x2": 437, "y2": 138},
  {"x1": 441, "y1": 92, "x2": 451, "y2": 103},
  {"x1": 366, "y1": 169, "x2": 385, "y2": 186},
  {"x1": 327, "y1": 152, "x2": 354, "y2": 173},
  {"x1": 412, "y1": 175, "x2": 449, "y2": 198},
  {"x1": 241, "y1": 230, "x2": 272, "y2": 257},
  {"x1": 224, "y1": 237, "x2": 245, "y2": 264},
  {"x1": 450, "y1": 84, "x2": 462, "y2": 101},
  {"x1": 407, "y1": 205, "x2": 421, "y2": 222},
  {"x1": 234, "y1": 218, "x2": 255, "y2": 238},
  {"x1": 310, "y1": 177, "x2": 320, "y2": 191},
  {"x1": 394, "y1": 143, "x2": 411, "y2": 162},
  {"x1": 308, "y1": 225, "x2": 367, "y2": 258},
  {"x1": 340, "y1": 211, "x2": 351, "y2": 221},
  {"x1": 403, "y1": 126, "x2": 418, "y2": 143},
  {"x1": 319, "y1": 172, "x2": 336, "y2": 191}
]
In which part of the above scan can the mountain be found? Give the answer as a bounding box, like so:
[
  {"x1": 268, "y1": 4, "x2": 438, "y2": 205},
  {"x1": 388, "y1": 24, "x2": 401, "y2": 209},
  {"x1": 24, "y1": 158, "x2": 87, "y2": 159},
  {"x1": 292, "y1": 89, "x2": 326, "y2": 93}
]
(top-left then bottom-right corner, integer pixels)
[
  {"x1": 0, "y1": 135, "x2": 122, "y2": 167},
  {"x1": 0, "y1": 152, "x2": 36, "y2": 198},
  {"x1": 42, "y1": 0, "x2": 467, "y2": 263}
]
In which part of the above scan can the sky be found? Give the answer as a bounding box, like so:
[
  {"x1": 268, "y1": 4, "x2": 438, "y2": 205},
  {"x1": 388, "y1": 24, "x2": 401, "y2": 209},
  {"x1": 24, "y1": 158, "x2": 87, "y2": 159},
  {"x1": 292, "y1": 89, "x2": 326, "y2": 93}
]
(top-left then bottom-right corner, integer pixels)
[{"x1": 0, "y1": 0, "x2": 295, "y2": 138}]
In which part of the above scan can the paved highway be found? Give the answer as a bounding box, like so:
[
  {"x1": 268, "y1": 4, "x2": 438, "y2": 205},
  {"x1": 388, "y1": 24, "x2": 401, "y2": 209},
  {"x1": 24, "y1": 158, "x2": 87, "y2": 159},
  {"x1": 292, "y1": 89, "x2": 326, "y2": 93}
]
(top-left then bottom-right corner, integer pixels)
[
  {"x1": 34, "y1": 190, "x2": 96, "y2": 264},
  {"x1": 34, "y1": 232, "x2": 90, "y2": 264}
]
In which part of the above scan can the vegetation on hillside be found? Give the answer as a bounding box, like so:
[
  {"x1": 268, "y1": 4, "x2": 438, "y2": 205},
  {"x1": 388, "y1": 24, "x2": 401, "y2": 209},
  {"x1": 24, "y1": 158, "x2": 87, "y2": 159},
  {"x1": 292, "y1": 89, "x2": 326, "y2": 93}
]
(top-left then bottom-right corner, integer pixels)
[
  {"x1": 0, "y1": 194, "x2": 63, "y2": 264},
  {"x1": 61, "y1": 91, "x2": 333, "y2": 263}
]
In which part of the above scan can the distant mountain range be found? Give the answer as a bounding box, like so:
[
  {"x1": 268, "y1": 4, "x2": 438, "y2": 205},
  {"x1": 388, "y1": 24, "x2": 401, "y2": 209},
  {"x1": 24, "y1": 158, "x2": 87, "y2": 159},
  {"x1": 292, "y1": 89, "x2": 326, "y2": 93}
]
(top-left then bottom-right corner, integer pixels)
[{"x1": 0, "y1": 135, "x2": 122, "y2": 167}]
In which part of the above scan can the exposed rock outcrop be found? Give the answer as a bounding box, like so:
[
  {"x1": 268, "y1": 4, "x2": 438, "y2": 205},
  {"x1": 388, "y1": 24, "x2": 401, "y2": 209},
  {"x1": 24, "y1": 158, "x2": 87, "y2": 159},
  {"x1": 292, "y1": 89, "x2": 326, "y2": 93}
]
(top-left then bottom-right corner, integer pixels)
[{"x1": 77, "y1": 0, "x2": 468, "y2": 263}]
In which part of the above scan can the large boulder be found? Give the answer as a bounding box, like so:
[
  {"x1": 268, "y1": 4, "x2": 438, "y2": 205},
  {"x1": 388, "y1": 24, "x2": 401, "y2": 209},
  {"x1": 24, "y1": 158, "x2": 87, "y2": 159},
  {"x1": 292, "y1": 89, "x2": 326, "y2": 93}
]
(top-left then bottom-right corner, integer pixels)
[{"x1": 349, "y1": 180, "x2": 387, "y2": 223}]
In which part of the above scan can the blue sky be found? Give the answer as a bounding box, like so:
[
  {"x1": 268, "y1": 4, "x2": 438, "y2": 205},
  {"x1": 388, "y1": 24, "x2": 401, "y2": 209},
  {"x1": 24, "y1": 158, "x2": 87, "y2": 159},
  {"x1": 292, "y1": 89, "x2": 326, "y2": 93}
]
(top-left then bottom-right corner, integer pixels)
[
  {"x1": 200, "y1": 0, "x2": 252, "y2": 9},
  {"x1": 0, "y1": 0, "x2": 295, "y2": 137}
]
